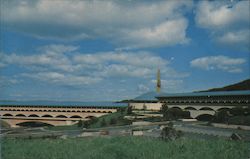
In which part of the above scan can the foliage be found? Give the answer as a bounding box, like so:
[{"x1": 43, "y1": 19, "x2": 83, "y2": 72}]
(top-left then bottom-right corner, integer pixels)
[
  {"x1": 213, "y1": 110, "x2": 230, "y2": 123},
  {"x1": 161, "y1": 104, "x2": 190, "y2": 121},
  {"x1": 127, "y1": 106, "x2": 133, "y2": 115},
  {"x1": 100, "y1": 119, "x2": 107, "y2": 127},
  {"x1": 213, "y1": 107, "x2": 250, "y2": 125},
  {"x1": 228, "y1": 116, "x2": 250, "y2": 126},
  {"x1": 77, "y1": 120, "x2": 84, "y2": 127},
  {"x1": 109, "y1": 118, "x2": 117, "y2": 125},
  {"x1": 1, "y1": 137, "x2": 250, "y2": 159}
]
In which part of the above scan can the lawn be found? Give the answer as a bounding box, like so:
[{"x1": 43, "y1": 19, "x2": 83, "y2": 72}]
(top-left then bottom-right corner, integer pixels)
[{"x1": 1, "y1": 137, "x2": 249, "y2": 159}]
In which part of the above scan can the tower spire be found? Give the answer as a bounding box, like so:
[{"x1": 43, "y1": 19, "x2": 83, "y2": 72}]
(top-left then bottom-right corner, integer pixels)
[{"x1": 156, "y1": 68, "x2": 161, "y2": 93}]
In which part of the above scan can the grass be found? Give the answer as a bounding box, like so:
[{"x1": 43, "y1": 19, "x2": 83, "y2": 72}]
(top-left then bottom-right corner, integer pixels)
[{"x1": 1, "y1": 137, "x2": 249, "y2": 159}]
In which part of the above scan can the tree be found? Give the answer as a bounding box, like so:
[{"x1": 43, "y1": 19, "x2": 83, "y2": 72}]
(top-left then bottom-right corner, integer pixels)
[
  {"x1": 110, "y1": 118, "x2": 117, "y2": 125},
  {"x1": 83, "y1": 120, "x2": 91, "y2": 128},
  {"x1": 77, "y1": 120, "x2": 83, "y2": 127},
  {"x1": 127, "y1": 106, "x2": 133, "y2": 115},
  {"x1": 161, "y1": 122, "x2": 182, "y2": 141},
  {"x1": 161, "y1": 103, "x2": 168, "y2": 120},
  {"x1": 213, "y1": 109, "x2": 230, "y2": 123},
  {"x1": 100, "y1": 119, "x2": 107, "y2": 127},
  {"x1": 230, "y1": 107, "x2": 245, "y2": 116}
]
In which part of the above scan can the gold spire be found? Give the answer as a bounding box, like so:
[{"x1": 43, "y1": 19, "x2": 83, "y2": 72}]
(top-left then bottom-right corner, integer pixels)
[{"x1": 156, "y1": 69, "x2": 161, "y2": 93}]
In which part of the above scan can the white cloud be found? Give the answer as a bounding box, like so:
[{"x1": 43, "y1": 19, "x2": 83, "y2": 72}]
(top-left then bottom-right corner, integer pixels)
[
  {"x1": 196, "y1": 1, "x2": 249, "y2": 29},
  {"x1": 1, "y1": 0, "x2": 192, "y2": 48},
  {"x1": 137, "y1": 84, "x2": 150, "y2": 93},
  {"x1": 117, "y1": 18, "x2": 189, "y2": 49},
  {"x1": 216, "y1": 30, "x2": 250, "y2": 46},
  {"x1": 22, "y1": 72, "x2": 101, "y2": 86},
  {"x1": 195, "y1": 1, "x2": 250, "y2": 48},
  {"x1": 2, "y1": 44, "x2": 188, "y2": 86},
  {"x1": 190, "y1": 56, "x2": 246, "y2": 73},
  {"x1": 151, "y1": 79, "x2": 183, "y2": 92}
]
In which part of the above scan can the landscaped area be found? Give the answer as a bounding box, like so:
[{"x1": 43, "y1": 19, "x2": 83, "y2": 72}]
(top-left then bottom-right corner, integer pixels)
[{"x1": 1, "y1": 137, "x2": 249, "y2": 159}]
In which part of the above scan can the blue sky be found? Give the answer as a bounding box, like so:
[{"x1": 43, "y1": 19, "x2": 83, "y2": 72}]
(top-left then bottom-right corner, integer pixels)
[{"x1": 0, "y1": 0, "x2": 249, "y2": 101}]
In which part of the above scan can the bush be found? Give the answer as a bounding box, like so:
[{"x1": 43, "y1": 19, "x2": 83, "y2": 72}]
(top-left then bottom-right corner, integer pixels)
[
  {"x1": 161, "y1": 122, "x2": 182, "y2": 141},
  {"x1": 110, "y1": 118, "x2": 117, "y2": 125},
  {"x1": 101, "y1": 119, "x2": 107, "y2": 127}
]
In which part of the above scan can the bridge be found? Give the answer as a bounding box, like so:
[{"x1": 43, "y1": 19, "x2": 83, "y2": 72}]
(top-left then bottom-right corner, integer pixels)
[{"x1": 0, "y1": 101, "x2": 127, "y2": 127}]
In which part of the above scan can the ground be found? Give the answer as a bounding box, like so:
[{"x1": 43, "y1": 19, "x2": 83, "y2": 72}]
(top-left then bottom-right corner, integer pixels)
[{"x1": 1, "y1": 137, "x2": 249, "y2": 159}]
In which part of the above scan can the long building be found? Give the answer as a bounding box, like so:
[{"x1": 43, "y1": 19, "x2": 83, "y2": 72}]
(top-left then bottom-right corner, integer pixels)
[
  {"x1": 129, "y1": 90, "x2": 250, "y2": 120},
  {"x1": 157, "y1": 90, "x2": 250, "y2": 119},
  {"x1": 0, "y1": 101, "x2": 127, "y2": 127}
]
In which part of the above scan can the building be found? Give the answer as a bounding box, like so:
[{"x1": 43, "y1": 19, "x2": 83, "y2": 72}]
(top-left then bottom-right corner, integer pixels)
[{"x1": 0, "y1": 101, "x2": 127, "y2": 127}]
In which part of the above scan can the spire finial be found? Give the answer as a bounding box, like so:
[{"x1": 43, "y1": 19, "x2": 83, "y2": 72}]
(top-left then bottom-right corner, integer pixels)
[{"x1": 156, "y1": 68, "x2": 161, "y2": 93}]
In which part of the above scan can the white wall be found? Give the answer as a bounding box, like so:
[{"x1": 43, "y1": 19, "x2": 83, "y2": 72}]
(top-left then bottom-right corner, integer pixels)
[{"x1": 129, "y1": 102, "x2": 162, "y2": 111}]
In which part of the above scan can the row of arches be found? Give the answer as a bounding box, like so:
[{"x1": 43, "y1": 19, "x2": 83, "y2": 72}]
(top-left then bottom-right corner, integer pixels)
[
  {"x1": 0, "y1": 108, "x2": 112, "y2": 113},
  {"x1": 165, "y1": 100, "x2": 249, "y2": 104},
  {"x1": 0, "y1": 113, "x2": 92, "y2": 119},
  {"x1": 169, "y1": 106, "x2": 231, "y2": 112}
]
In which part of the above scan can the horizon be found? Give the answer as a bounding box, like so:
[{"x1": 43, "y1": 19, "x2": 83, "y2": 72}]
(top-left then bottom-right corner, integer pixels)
[{"x1": 0, "y1": 0, "x2": 249, "y2": 101}]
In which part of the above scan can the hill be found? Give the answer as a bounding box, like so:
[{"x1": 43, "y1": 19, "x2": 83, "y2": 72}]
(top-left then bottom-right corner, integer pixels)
[{"x1": 200, "y1": 79, "x2": 250, "y2": 92}]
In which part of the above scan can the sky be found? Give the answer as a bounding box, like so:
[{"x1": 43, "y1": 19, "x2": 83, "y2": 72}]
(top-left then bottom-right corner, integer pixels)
[{"x1": 0, "y1": 0, "x2": 249, "y2": 101}]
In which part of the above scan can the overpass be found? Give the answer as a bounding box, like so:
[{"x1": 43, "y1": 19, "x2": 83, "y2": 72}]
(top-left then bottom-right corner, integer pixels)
[{"x1": 0, "y1": 101, "x2": 127, "y2": 127}]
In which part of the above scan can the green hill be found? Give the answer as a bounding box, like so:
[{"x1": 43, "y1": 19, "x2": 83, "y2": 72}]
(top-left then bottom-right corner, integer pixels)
[{"x1": 201, "y1": 79, "x2": 250, "y2": 92}]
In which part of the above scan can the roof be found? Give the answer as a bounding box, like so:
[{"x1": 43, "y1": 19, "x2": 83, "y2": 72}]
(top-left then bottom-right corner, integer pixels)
[
  {"x1": 0, "y1": 101, "x2": 127, "y2": 107},
  {"x1": 132, "y1": 91, "x2": 164, "y2": 101},
  {"x1": 157, "y1": 90, "x2": 250, "y2": 98}
]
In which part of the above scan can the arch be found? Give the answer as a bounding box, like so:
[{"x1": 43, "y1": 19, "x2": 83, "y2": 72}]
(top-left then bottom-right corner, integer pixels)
[
  {"x1": 82, "y1": 110, "x2": 86, "y2": 112},
  {"x1": 199, "y1": 107, "x2": 214, "y2": 111},
  {"x1": 196, "y1": 114, "x2": 214, "y2": 121},
  {"x1": 103, "y1": 111, "x2": 107, "y2": 113},
  {"x1": 184, "y1": 107, "x2": 197, "y2": 110},
  {"x1": 76, "y1": 110, "x2": 80, "y2": 112},
  {"x1": 56, "y1": 115, "x2": 67, "y2": 118},
  {"x1": 108, "y1": 111, "x2": 112, "y2": 113},
  {"x1": 42, "y1": 114, "x2": 53, "y2": 118},
  {"x1": 28, "y1": 114, "x2": 39, "y2": 117},
  {"x1": 15, "y1": 114, "x2": 26, "y2": 117},
  {"x1": 3, "y1": 113, "x2": 13, "y2": 117},
  {"x1": 217, "y1": 107, "x2": 231, "y2": 112},
  {"x1": 171, "y1": 107, "x2": 182, "y2": 110},
  {"x1": 16, "y1": 121, "x2": 54, "y2": 127},
  {"x1": 70, "y1": 115, "x2": 82, "y2": 118},
  {"x1": 85, "y1": 116, "x2": 95, "y2": 119}
]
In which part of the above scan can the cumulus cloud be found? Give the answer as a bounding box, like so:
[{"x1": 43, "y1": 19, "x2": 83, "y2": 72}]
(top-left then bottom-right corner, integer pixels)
[
  {"x1": 1, "y1": 0, "x2": 192, "y2": 48},
  {"x1": 151, "y1": 79, "x2": 183, "y2": 92},
  {"x1": 190, "y1": 56, "x2": 246, "y2": 73},
  {"x1": 21, "y1": 72, "x2": 101, "y2": 86},
  {"x1": 195, "y1": 1, "x2": 250, "y2": 48},
  {"x1": 1, "y1": 44, "x2": 188, "y2": 86},
  {"x1": 216, "y1": 30, "x2": 250, "y2": 46},
  {"x1": 137, "y1": 84, "x2": 150, "y2": 93}
]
